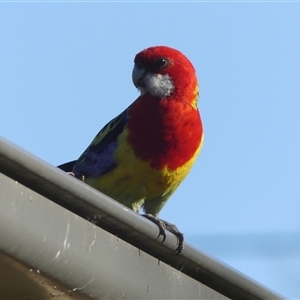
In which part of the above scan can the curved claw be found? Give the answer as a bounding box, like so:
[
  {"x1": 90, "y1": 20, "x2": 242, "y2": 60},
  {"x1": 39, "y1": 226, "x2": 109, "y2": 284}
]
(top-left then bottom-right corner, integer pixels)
[
  {"x1": 67, "y1": 172, "x2": 85, "y2": 182},
  {"x1": 162, "y1": 220, "x2": 184, "y2": 254},
  {"x1": 142, "y1": 214, "x2": 184, "y2": 254},
  {"x1": 142, "y1": 214, "x2": 166, "y2": 242}
]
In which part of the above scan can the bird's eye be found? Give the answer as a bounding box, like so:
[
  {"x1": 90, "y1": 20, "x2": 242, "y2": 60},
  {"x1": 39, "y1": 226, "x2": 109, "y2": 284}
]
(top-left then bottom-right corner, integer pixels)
[
  {"x1": 135, "y1": 62, "x2": 144, "y2": 70},
  {"x1": 154, "y1": 58, "x2": 169, "y2": 70}
]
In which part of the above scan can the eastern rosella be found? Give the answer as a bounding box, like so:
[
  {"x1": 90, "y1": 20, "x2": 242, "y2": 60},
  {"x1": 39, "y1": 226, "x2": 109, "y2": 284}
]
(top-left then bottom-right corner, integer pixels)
[{"x1": 58, "y1": 46, "x2": 204, "y2": 253}]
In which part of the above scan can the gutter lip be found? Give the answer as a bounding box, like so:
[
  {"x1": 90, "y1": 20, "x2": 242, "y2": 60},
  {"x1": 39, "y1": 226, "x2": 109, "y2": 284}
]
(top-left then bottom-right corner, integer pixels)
[{"x1": 0, "y1": 136, "x2": 285, "y2": 300}]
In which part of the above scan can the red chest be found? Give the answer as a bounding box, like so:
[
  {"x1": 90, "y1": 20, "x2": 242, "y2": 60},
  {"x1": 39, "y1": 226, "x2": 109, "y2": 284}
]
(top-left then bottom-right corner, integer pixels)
[{"x1": 127, "y1": 95, "x2": 203, "y2": 170}]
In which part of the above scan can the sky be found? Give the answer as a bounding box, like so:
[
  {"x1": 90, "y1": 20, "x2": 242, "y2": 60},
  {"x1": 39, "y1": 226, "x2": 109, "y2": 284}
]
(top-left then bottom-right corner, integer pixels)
[{"x1": 0, "y1": 1, "x2": 299, "y2": 298}]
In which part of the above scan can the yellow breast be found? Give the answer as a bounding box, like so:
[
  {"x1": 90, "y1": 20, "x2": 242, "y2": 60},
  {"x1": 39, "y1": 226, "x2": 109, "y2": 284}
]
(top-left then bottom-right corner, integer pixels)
[{"x1": 86, "y1": 128, "x2": 203, "y2": 213}]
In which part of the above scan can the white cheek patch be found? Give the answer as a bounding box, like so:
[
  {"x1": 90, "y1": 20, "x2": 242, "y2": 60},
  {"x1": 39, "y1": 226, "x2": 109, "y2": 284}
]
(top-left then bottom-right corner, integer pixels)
[{"x1": 141, "y1": 73, "x2": 174, "y2": 98}]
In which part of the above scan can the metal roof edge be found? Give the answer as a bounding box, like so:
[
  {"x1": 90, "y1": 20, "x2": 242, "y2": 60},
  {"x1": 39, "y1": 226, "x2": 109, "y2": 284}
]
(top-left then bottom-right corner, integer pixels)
[{"x1": 0, "y1": 136, "x2": 285, "y2": 299}]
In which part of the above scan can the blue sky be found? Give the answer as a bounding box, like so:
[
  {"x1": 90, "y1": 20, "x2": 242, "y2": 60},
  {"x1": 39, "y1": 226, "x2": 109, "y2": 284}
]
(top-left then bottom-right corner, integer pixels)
[{"x1": 1, "y1": 2, "x2": 299, "y2": 298}]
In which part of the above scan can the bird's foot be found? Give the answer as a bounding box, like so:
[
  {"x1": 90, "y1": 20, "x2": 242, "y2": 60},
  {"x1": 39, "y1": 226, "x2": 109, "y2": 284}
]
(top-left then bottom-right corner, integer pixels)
[
  {"x1": 67, "y1": 172, "x2": 85, "y2": 182},
  {"x1": 162, "y1": 219, "x2": 184, "y2": 254},
  {"x1": 143, "y1": 214, "x2": 167, "y2": 242},
  {"x1": 142, "y1": 214, "x2": 184, "y2": 254}
]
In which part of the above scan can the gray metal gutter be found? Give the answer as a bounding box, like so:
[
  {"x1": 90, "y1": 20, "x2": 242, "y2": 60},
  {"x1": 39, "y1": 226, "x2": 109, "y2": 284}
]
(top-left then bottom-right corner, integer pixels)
[{"x1": 0, "y1": 136, "x2": 284, "y2": 299}]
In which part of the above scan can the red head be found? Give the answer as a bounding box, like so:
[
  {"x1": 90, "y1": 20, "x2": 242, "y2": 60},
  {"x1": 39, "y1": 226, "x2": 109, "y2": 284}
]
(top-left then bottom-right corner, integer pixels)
[{"x1": 132, "y1": 46, "x2": 198, "y2": 106}]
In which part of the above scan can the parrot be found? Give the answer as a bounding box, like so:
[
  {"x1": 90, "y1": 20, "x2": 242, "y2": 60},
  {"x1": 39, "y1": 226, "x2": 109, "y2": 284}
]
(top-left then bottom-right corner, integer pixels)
[{"x1": 58, "y1": 45, "x2": 204, "y2": 254}]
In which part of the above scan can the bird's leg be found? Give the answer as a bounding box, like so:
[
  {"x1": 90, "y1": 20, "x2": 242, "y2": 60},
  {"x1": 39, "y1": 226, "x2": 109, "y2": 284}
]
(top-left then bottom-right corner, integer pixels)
[{"x1": 142, "y1": 214, "x2": 184, "y2": 254}]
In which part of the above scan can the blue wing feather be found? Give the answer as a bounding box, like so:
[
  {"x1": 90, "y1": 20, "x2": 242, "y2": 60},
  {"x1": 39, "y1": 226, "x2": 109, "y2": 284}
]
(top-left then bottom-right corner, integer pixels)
[
  {"x1": 57, "y1": 160, "x2": 76, "y2": 172},
  {"x1": 71, "y1": 108, "x2": 129, "y2": 178}
]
